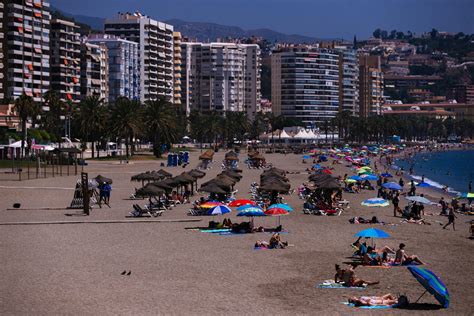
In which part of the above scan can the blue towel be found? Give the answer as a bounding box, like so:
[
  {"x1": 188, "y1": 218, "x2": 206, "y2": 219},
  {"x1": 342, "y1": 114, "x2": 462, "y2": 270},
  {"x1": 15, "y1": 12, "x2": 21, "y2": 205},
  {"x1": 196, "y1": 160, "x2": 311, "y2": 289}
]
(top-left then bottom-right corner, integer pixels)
[
  {"x1": 318, "y1": 281, "x2": 366, "y2": 289},
  {"x1": 343, "y1": 302, "x2": 398, "y2": 309}
]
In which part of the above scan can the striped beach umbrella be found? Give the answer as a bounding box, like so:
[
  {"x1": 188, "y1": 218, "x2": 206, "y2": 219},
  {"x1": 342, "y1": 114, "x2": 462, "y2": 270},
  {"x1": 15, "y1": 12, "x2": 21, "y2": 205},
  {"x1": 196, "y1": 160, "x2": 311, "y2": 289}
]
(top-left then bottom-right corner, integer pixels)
[
  {"x1": 407, "y1": 266, "x2": 450, "y2": 308},
  {"x1": 208, "y1": 205, "x2": 232, "y2": 215},
  {"x1": 228, "y1": 199, "x2": 255, "y2": 207},
  {"x1": 361, "y1": 198, "x2": 390, "y2": 207},
  {"x1": 268, "y1": 204, "x2": 294, "y2": 212}
]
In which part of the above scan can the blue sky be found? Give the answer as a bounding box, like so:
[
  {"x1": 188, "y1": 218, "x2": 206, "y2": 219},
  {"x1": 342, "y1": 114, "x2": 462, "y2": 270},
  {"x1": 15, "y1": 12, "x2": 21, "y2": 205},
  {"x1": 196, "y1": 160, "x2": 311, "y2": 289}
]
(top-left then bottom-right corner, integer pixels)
[{"x1": 51, "y1": 0, "x2": 474, "y2": 39}]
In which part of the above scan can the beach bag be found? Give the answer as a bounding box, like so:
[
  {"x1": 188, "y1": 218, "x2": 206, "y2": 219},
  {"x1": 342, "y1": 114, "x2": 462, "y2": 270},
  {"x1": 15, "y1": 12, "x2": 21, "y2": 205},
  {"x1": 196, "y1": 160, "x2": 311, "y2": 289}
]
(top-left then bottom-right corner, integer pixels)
[{"x1": 398, "y1": 294, "x2": 409, "y2": 307}]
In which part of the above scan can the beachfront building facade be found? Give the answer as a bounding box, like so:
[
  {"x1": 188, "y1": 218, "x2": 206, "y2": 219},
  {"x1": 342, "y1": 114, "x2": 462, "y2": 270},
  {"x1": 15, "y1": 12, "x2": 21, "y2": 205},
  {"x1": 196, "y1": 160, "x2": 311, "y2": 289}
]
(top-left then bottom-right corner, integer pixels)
[
  {"x1": 3, "y1": 0, "x2": 51, "y2": 103},
  {"x1": 338, "y1": 47, "x2": 359, "y2": 115},
  {"x1": 0, "y1": 2, "x2": 4, "y2": 101},
  {"x1": 50, "y1": 18, "x2": 81, "y2": 102},
  {"x1": 271, "y1": 47, "x2": 340, "y2": 126},
  {"x1": 87, "y1": 34, "x2": 140, "y2": 103},
  {"x1": 104, "y1": 12, "x2": 174, "y2": 103},
  {"x1": 359, "y1": 55, "x2": 384, "y2": 117},
  {"x1": 179, "y1": 42, "x2": 261, "y2": 119},
  {"x1": 173, "y1": 32, "x2": 182, "y2": 110},
  {"x1": 80, "y1": 41, "x2": 109, "y2": 102}
]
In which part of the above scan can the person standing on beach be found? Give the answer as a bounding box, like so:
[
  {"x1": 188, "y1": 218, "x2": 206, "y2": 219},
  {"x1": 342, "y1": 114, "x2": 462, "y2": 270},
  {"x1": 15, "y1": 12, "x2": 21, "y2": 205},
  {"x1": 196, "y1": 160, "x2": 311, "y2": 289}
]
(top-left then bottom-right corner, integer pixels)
[
  {"x1": 392, "y1": 193, "x2": 400, "y2": 217},
  {"x1": 443, "y1": 207, "x2": 457, "y2": 231},
  {"x1": 399, "y1": 178, "x2": 404, "y2": 189},
  {"x1": 439, "y1": 197, "x2": 448, "y2": 215},
  {"x1": 409, "y1": 180, "x2": 416, "y2": 196}
]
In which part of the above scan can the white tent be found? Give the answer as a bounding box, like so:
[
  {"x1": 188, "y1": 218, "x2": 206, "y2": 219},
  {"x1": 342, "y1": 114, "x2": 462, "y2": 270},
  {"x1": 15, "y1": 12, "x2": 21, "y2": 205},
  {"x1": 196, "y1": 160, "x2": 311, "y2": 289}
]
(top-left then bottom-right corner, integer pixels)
[{"x1": 279, "y1": 130, "x2": 291, "y2": 139}]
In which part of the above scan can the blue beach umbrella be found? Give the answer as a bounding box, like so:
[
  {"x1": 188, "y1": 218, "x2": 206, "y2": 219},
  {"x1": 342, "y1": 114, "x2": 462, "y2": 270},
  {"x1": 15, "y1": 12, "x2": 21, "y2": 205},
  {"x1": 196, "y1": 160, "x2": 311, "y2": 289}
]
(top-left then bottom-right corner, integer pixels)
[
  {"x1": 361, "y1": 198, "x2": 389, "y2": 207},
  {"x1": 406, "y1": 196, "x2": 433, "y2": 205},
  {"x1": 417, "y1": 182, "x2": 431, "y2": 187},
  {"x1": 381, "y1": 173, "x2": 393, "y2": 178},
  {"x1": 407, "y1": 266, "x2": 450, "y2": 308},
  {"x1": 313, "y1": 164, "x2": 322, "y2": 169},
  {"x1": 208, "y1": 205, "x2": 232, "y2": 215},
  {"x1": 359, "y1": 174, "x2": 378, "y2": 181},
  {"x1": 354, "y1": 227, "x2": 390, "y2": 239},
  {"x1": 237, "y1": 205, "x2": 262, "y2": 211},
  {"x1": 302, "y1": 155, "x2": 311, "y2": 159},
  {"x1": 268, "y1": 203, "x2": 294, "y2": 212},
  {"x1": 348, "y1": 175, "x2": 363, "y2": 181},
  {"x1": 382, "y1": 182, "x2": 402, "y2": 191},
  {"x1": 237, "y1": 208, "x2": 265, "y2": 217}
]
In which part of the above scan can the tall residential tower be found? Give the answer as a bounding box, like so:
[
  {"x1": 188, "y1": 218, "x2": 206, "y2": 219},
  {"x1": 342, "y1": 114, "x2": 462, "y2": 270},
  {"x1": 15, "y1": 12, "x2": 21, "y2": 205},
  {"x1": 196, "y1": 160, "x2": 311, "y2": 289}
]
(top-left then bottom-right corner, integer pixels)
[
  {"x1": 359, "y1": 55, "x2": 384, "y2": 117},
  {"x1": 180, "y1": 42, "x2": 261, "y2": 118},
  {"x1": 104, "y1": 12, "x2": 174, "y2": 103},
  {"x1": 3, "y1": 0, "x2": 51, "y2": 102}
]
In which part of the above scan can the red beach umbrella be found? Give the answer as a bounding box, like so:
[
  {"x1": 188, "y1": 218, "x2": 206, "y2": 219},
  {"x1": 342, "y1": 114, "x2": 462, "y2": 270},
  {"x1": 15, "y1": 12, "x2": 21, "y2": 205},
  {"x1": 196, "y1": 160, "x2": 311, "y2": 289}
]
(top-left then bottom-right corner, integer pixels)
[
  {"x1": 264, "y1": 208, "x2": 289, "y2": 227},
  {"x1": 228, "y1": 199, "x2": 256, "y2": 207},
  {"x1": 322, "y1": 169, "x2": 332, "y2": 174}
]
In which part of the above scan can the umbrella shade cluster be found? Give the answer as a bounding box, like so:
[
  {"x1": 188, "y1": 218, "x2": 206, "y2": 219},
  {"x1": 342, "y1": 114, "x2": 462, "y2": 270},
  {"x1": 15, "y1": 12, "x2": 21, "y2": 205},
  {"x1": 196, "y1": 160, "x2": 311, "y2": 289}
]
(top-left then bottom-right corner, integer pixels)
[
  {"x1": 95, "y1": 174, "x2": 113, "y2": 184},
  {"x1": 199, "y1": 170, "x2": 242, "y2": 194},
  {"x1": 199, "y1": 149, "x2": 214, "y2": 160},
  {"x1": 309, "y1": 173, "x2": 340, "y2": 190},
  {"x1": 131, "y1": 171, "x2": 166, "y2": 182},
  {"x1": 248, "y1": 150, "x2": 266, "y2": 161},
  {"x1": 259, "y1": 168, "x2": 291, "y2": 193},
  {"x1": 135, "y1": 183, "x2": 165, "y2": 197},
  {"x1": 224, "y1": 150, "x2": 239, "y2": 161}
]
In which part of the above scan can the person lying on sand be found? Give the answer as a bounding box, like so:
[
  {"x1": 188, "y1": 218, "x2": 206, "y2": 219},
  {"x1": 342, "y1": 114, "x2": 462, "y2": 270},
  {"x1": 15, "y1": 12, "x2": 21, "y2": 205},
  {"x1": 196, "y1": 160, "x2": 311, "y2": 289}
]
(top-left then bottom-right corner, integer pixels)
[
  {"x1": 401, "y1": 218, "x2": 431, "y2": 225},
  {"x1": 394, "y1": 243, "x2": 425, "y2": 265},
  {"x1": 348, "y1": 294, "x2": 400, "y2": 307},
  {"x1": 255, "y1": 233, "x2": 288, "y2": 249},
  {"x1": 362, "y1": 246, "x2": 395, "y2": 266}
]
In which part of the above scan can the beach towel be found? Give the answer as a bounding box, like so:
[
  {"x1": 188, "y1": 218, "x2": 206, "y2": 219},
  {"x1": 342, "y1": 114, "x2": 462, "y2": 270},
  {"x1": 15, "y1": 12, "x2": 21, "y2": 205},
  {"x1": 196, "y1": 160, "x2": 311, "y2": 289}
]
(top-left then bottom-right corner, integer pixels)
[
  {"x1": 317, "y1": 280, "x2": 366, "y2": 289},
  {"x1": 343, "y1": 302, "x2": 398, "y2": 309},
  {"x1": 200, "y1": 228, "x2": 232, "y2": 233}
]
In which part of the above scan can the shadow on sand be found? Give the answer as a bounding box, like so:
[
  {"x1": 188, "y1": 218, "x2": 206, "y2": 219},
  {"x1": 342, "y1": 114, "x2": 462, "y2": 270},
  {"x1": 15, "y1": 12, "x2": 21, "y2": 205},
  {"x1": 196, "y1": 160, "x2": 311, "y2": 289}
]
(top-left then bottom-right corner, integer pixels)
[{"x1": 401, "y1": 303, "x2": 443, "y2": 311}]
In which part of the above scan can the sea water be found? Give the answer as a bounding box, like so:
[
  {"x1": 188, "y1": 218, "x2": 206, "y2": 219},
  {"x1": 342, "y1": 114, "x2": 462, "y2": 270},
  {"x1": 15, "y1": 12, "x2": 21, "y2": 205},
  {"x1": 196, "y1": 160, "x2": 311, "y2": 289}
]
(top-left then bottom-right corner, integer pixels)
[{"x1": 395, "y1": 150, "x2": 474, "y2": 195}]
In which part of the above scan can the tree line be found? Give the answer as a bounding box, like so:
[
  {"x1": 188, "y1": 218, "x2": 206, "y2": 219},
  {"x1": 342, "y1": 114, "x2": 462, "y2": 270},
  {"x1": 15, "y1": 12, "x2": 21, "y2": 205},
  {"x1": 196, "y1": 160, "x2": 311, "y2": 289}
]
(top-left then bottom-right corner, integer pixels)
[{"x1": 7, "y1": 93, "x2": 474, "y2": 160}]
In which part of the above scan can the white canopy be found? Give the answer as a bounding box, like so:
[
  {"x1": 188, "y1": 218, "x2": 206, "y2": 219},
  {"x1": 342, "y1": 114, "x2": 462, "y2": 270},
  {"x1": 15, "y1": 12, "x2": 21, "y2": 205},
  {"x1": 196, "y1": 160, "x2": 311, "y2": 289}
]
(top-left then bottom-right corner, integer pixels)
[{"x1": 279, "y1": 130, "x2": 291, "y2": 139}]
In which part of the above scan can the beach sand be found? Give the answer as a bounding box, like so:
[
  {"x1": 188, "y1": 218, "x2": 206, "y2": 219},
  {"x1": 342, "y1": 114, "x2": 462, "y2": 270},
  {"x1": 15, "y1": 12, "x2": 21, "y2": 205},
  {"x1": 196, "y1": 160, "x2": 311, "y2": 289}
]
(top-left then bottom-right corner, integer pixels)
[{"x1": 0, "y1": 149, "x2": 473, "y2": 315}]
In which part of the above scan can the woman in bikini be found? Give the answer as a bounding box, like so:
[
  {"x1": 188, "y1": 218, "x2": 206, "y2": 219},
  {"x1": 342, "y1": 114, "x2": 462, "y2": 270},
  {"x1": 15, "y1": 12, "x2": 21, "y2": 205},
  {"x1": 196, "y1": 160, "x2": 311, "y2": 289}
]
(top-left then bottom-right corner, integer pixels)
[{"x1": 348, "y1": 294, "x2": 398, "y2": 307}]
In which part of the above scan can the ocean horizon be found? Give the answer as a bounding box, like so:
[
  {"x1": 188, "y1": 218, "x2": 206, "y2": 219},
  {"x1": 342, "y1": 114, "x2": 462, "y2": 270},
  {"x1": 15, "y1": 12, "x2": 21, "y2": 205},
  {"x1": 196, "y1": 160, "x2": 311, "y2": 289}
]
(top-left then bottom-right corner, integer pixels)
[{"x1": 395, "y1": 149, "x2": 474, "y2": 195}]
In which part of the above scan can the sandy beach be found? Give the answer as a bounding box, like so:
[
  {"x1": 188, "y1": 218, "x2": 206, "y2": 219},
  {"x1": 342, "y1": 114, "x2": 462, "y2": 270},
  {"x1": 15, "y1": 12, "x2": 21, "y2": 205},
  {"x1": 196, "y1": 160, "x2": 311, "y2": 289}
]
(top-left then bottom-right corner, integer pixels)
[{"x1": 0, "y1": 149, "x2": 473, "y2": 315}]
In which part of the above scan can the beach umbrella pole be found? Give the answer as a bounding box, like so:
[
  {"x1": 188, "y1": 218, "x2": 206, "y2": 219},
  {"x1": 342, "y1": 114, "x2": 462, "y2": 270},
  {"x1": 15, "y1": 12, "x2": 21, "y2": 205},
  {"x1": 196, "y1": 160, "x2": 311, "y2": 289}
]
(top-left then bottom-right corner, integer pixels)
[{"x1": 414, "y1": 290, "x2": 428, "y2": 304}]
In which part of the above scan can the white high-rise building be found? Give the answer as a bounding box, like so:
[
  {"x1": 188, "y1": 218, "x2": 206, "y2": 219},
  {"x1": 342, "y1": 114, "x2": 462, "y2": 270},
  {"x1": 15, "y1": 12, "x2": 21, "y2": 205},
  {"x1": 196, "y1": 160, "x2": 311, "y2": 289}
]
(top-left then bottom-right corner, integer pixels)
[
  {"x1": 104, "y1": 12, "x2": 174, "y2": 103},
  {"x1": 0, "y1": 2, "x2": 4, "y2": 101},
  {"x1": 87, "y1": 34, "x2": 140, "y2": 103},
  {"x1": 3, "y1": 0, "x2": 51, "y2": 103},
  {"x1": 80, "y1": 41, "x2": 108, "y2": 102},
  {"x1": 180, "y1": 42, "x2": 261, "y2": 118}
]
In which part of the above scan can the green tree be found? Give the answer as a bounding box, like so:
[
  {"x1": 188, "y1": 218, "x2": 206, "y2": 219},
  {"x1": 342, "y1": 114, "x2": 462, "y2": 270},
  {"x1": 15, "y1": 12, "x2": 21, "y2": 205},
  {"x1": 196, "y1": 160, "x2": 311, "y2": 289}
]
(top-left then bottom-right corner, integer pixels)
[
  {"x1": 143, "y1": 98, "x2": 178, "y2": 158},
  {"x1": 42, "y1": 90, "x2": 66, "y2": 143},
  {"x1": 13, "y1": 93, "x2": 40, "y2": 157},
  {"x1": 74, "y1": 95, "x2": 108, "y2": 158},
  {"x1": 109, "y1": 97, "x2": 142, "y2": 158}
]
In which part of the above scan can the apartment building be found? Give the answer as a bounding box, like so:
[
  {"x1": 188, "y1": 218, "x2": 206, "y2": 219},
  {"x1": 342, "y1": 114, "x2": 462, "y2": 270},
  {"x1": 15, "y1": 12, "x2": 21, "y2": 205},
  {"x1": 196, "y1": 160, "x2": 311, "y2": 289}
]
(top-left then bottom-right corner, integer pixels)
[
  {"x1": 180, "y1": 42, "x2": 261, "y2": 119},
  {"x1": 50, "y1": 18, "x2": 81, "y2": 102},
  {"x1": 80, "y1": 41, "x2": 108, "y2": 101},
  {"x1": 0, "y1": 2, "x2": 4, "y2": 101},
  {"x1": 104, "y1": 12, "x2": 174, "y2": 103},
  {"x1": 87, "y1": 34, "x2": 139, "y2": 103},
  {"x1": 173, "y1": 32, "x2": 182, "y2": 109},
  {"x1": 338, "y1": 47, "x2": 359, "y2": 115},
  {"x1": 271, "y1": 47, "x2": 340, "y2": 125},
  {"x1": 3, "y1": 0, "x2": 51, "y2": 103},
  {"x1": 359, "y1": 55, "x2": 384, "y2": 117}
]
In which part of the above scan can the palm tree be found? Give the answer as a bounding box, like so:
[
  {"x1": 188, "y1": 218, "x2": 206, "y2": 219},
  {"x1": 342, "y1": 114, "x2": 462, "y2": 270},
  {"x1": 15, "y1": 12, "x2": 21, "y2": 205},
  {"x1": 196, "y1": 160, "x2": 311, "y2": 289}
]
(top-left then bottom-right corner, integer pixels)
[
  {"x1": 143, "y1": 98, "x2": 178, "y2": 158},
  {"x1": 13, "y1": 93, "x2": 39, "y2": 158},
  {"x1": 109, "y1": 97, "x2": 142, "y2": 158},
  {"x1": 42, "y1": 90, "x2": 66, "y2": 144},
  {"x1": 75, "y1": 95, "x2": 108, "y2": 158}
]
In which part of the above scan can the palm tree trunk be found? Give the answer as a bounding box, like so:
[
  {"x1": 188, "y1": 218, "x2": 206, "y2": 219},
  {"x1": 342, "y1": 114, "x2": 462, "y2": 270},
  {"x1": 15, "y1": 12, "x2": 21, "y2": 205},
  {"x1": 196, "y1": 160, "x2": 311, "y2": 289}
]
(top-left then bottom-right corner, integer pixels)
[
  {"x1": 125, "y1": 136, "x2": 130, "y2": 158},
  {"x1": 21, "y1": 119, "x2": 26, "y2": 158},
  {"x1": 91, "y1": 141, "x2": 95, "y2": 159}
]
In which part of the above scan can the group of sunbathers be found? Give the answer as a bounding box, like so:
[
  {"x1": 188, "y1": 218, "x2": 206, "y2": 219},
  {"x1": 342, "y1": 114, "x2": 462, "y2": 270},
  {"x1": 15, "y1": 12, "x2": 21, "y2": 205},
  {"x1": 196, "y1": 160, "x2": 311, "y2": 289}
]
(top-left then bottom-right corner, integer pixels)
[{"x1": 353, "y1": 237, "x2": 425, "y2": 266}]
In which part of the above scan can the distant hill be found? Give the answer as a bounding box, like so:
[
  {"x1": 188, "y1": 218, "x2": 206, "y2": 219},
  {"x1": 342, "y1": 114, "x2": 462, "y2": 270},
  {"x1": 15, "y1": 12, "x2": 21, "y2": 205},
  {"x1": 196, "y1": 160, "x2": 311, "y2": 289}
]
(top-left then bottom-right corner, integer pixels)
[
  {"x1": 49, "y1": 7, "x2": 320, "y2": 43},
  {"x1": 50, "y1": 5, "x2": 104, "y2": 31},
  {"x1": 166, "y1": 19, "x2": 320, "y2": 43}
]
